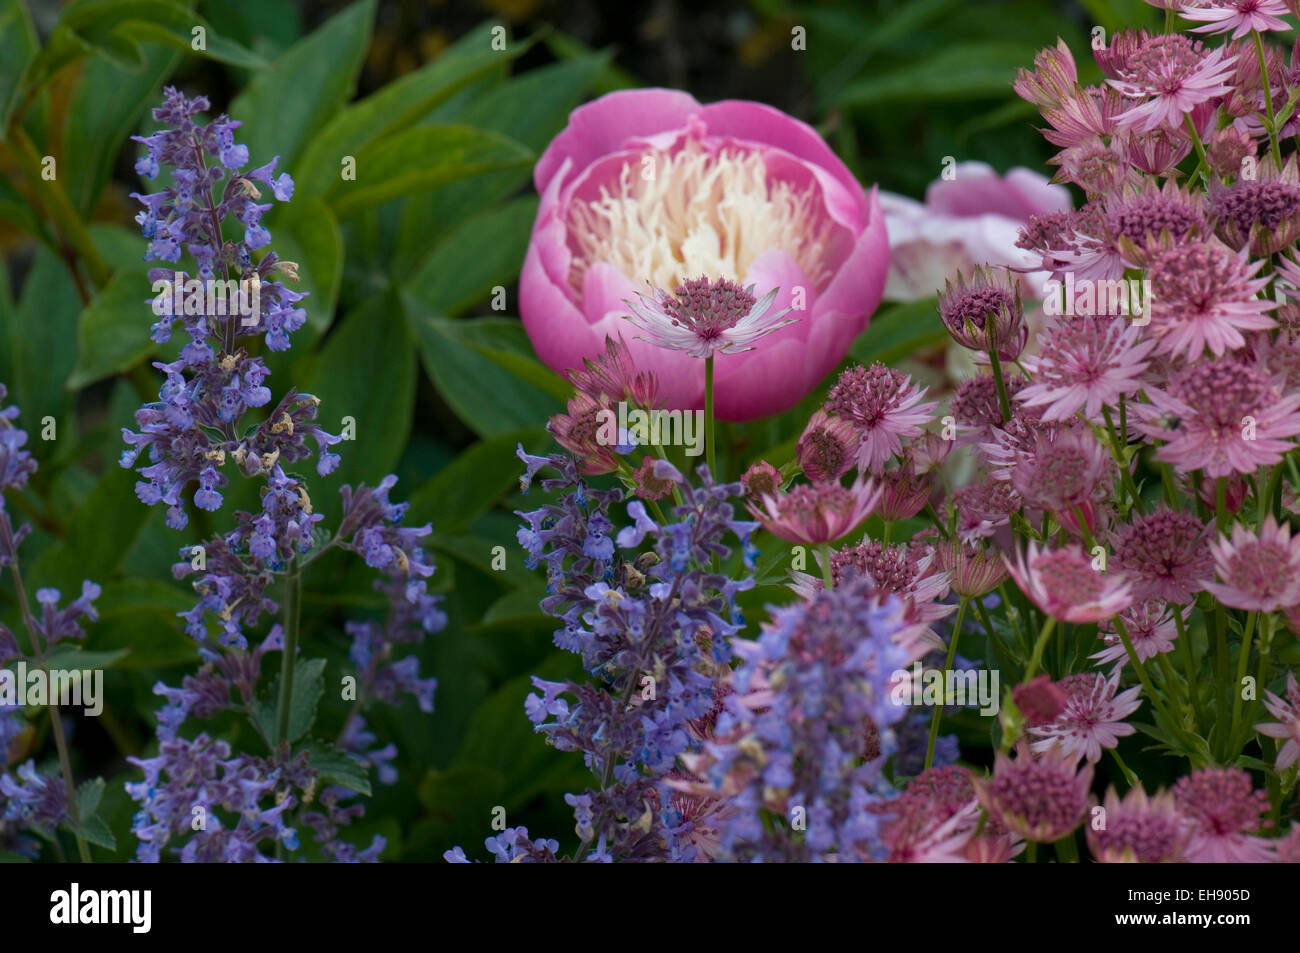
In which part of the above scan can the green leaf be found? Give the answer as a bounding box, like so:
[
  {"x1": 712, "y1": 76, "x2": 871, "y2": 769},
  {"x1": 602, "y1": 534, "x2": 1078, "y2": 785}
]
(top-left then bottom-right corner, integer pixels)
[
  {"x1": 10, "y1": 248, "x2": 81, "y2": 423},
  {"x1": 67, "y1": 271, "x2": 157, "y2": 389},
  {"x1": 848, "y1": 297, "x2": 947, "y2": 366},
  {"x1": 271, "y1": 197, "x2": 342, "y2": 336},
  {"x1": 229, "y1": 0, "x2": 375, "y2": 172},
  {"x1": 28, "y1": 466, "x2": 154, "y2": 592},
  {"x1": 391, "y1": 54, "x2": 606, "y2": 274},
  {"x1": 76, "y1": 777, "x2": 105, "y2": 819},
  {"x1": 303, "y1": 740, "x2": 371, "y2": 796},
  {"x1": 82, "y1": 578, "x2": 198, "y2": 668},
  {"x1": 42, "y1": 647, "x2": 129, "y2": 672},
  {"x1": 253, "y1": 657, "x2": 327, "y2": 747},
  {"x1": 70, "y1": 777, "x2": 116, "y2": 850},
  {"x1": 477, "y1": 584, "x2": 550, "y2": 629},
  {"x1": 542, "y1": 33, "x2": 635, "y2": 97},
  {"x1": 305, "y1": 291, "x2": 416, "y2": 492},
  {"x1": 405, "y1": 197, "x2": 538, "y2": 317},
  {"x1": 325, "y1": 124, "x2": 531, "y2": 220},
  {"x1": 63, "y1": 45, "x2": 179, "y2": 216},
  {"x1": 293, "y1": 23, "x2": 532, "y2": 198},
  {"x1": 0, "y1": 0, "x2": 39, "y2": 135},
  {"x1": 410, "y1": 315, "x2": 563, "y2": 438},
  {"x1": 837, "y1": 42, "x2": 1037, "y2": 108},
  {"x1": 26, "y1": 0, "x2": 266, "y2": 90},
  {"x1": 406, "y1": 429, "x2": 549, "y2": 535}
]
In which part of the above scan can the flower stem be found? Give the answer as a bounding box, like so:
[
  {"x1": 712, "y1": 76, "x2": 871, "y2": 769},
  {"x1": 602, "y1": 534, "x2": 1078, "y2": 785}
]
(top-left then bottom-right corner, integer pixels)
[
  {"x1": 925, "y1": 597, "x2": 967, "y2": 770},
  {"x1": 1173, "y1": 607, "x2": 1202, "y2": 729},
  {"x1": 275, "y1": 563, "x2": 303, "y2": 747},
  {"x1": 1254, "y1": 30, "x2": 1282, "y2": 168},
  {"x1": 987, "y1": 341, "x2": 1012, "y2": 423},
  {"x1": 1109, "y1": 746, "x2": 1137, "y2": 788},
  {"x1": 1114, "y1": 614, "x2": 1176, "y2": 730},
  {"x1": 1184, "y1": 113, "x2": 1211, "y2": 186},
  {"x1": 1229, "y1": 610, "x2": 1257, "y2": 751},
  {"x1": 819, "y1": 542, "x2": 834, "y2": 590},
  {"x1": 1023, "y1": 615, "x2": 1057, "y2": 681},
  {"x1": 2, "y1": 526, "x2": 91, "y2": 862},
  {"x1": 704, "y1": 355, "x2": 717, "y2": 482},
  {"x1": 1214, "y1": 476, "x2": 1228, "y2": 534},
  {"x1": 1102, "y1": 405, "x2": 1143, "y2": 515}
]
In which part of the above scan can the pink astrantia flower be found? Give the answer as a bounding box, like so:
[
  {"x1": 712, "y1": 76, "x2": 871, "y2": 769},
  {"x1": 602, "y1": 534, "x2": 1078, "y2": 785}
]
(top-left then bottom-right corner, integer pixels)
[
  {"x1": 825, "y1": 363, "x2": 938, "y2": 473},
  {"x1": 1030, "y1": 672, "x2": 1142, "y2": 763},
  {"x1": 829, "y1": 539, "x2": 954, "y2": 623},
  {"x1": 875, "y1": 766, "x2": 981, "y2": 863},
  {"x1": 1106, "y1": 32, "x2": 1237, "y2": 132},
  {"x1": 520, "y1": 89, "x2": 890, "y2": 421},
  {"x1": 1204, "y1": 515, "x2": 1300, "y2": 611},
  {"x1": 972, "y1": 741, "x2": 1094, "y2": 843},
  {"x1": 950, "y1": 481, "x2": 1023, "y2": 544},
  {"x1": 1005, "y1": 540, "x2": 1133, "y2": 623},
  {"x1": 1255, "y1": 672, "x2": 1300, "y2": 772},
  {"x1": 1010, "y1": 426, "x2": 1116, "y2": 522},
  {"x1": 623, "y1": 277, "x2": 794, "y2": 359},
  {"x1": 1174, "y1": 767, "x2": 1275, "y2": 863},
  {"x1": 1017, "y1": 315, "x2": 1155, "y2": 423},
  {"x1": 933, "y1": 538, "x2": 1010, "y2": 599},
  {"x1": 1145, "y1": 241, "x2": 1276, "y2": 360},
  {"x1": 1086, "y1": 785, "x2": 1188, "y2": 863},
  {"x1": 747, "y1": 476, "x2": 881, "y2": 546},
  {"x1": 1181, "y1": 0, "x2": 1292, "y2": 40},
  {"x1": 1092, "y1": 600, "x2": 1185, "y2": 673},
  {"x1": 1135, "y1": 359, "x2": 1300, "y2": 477},
  {"x1": 796, "y1": 409, "x2": 860, "y2": 484},
  {"x1": 937, "y1": 266, "x2": 1028, "y2": 360},
  {"x1": 1111, "y1": 508, "x2": 1214, "y2": 604},
  {"x1": 1208, "y1": 157, "x2": 1300, "y2": 256}
]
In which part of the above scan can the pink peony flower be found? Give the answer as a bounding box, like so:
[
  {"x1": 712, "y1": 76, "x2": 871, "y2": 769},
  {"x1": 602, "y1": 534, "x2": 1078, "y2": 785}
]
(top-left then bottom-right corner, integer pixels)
[
  {"x1": 879, "y1": 161, "x2": 1071, "y2": 302},
  {"x1": 520, "y1": 89, "x2": 889, "y2": 421}
]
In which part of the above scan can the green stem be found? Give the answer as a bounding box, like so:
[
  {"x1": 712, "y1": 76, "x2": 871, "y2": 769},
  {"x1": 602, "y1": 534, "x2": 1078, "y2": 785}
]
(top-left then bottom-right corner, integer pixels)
[
  {"x1": 1023, "y1": 616, "x2": 1058, "y2": 682},
  {"x1": 987, "y1": 340, "x2": 1012, "y2": 423},
  {"x1": 1250, "y1": 614, "x2": 1274, "y2": 752},
  {"x1": 1113, "y1": 615, "x2": 1176, "y2": 730},
  {"x1": 1229, "y1": 611, "x2": 1257, "y2": 751},
  {"x1": 1214, "y1": 606, "x2": 1230, "y2": 755},
  {"x1": 2, "y1": 527, "x2": 91, "y2": 862},
  {"x1": 704, "y1": 355, "x2": 717, "y2": 482},
  {"x1": 1102, "y1": 405, "x2": 1143, "y2": 514},
  {"x1": 1026, "y1": 841, "x2": 1038, "y2": 864},
  {"x1": 275, "y1": 565, "x2": 303, "y2": 747},
  {"x1": 819, "y1": 542, "x2": 833, "y2": 590},
  {"x1": 925, "y1": 598, "x2": 968, "y2": 771},
  {"x1": 1215, "y1": 476, "x2": 1228, "y2": 534},
  {"x1": 1109, "y1": 746, "x2": 1137, "y2": 788},
  {"x1": 1184, "y1": 112, "x2": 1210, "y2": 186},
  {"x1": 1173, "y1": 608, "x2": 1201, "y2": 729},
  {"x1": 1254, "y1": 30, "x2": 1282, "y2": 168},
  {"x1": 1258, "y1": 464, "x2": 1282, "y2": 527},
  {"x1": 1054, "y1": 831, "x2": 1078, "y2": 864}
]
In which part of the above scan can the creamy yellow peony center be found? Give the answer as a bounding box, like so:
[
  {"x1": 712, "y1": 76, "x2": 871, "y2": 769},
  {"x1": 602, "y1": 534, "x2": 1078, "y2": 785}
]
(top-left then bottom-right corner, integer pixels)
[{"x1": 566, "y1": 142, "x2": 833, "y2": 301}]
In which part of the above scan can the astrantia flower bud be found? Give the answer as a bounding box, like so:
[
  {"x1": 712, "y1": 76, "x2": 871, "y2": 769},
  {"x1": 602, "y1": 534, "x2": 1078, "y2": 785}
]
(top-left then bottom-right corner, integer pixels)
[
  {"x1": 938, "y1": 266, "x2": 1027, "y2": 359},
  {"x1": 796, "y1": 410, "x2": 860, "y2": 483}
]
